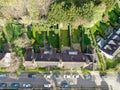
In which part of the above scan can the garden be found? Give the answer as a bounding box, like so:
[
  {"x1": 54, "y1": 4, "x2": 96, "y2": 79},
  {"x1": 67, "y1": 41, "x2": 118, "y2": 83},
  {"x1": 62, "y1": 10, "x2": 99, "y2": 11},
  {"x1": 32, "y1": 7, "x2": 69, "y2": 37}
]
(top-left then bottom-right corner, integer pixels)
[
  {"x1": 71, "y1": 29, "x2": 80, "y2": 43},
  {"x1": 60, "y1": 30, "x2": 70, "y2": 47},
  {"x1": 33, "y1": 31, "x2": 45, "y2": 52},
  {"x1": 48, "y1": 31, "x2": 59, "y2": 48}
]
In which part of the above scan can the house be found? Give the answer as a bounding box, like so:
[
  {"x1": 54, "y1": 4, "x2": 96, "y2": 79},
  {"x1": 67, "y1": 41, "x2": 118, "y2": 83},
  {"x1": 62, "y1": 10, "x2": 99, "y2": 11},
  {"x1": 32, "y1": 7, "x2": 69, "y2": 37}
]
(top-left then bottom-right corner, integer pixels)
[
  {"x1": 0, "y1": 53, "x2": 11, "y2": 67},
  {"x1": 99, "y1": 28, "x2": 120, "y2": 59},
  {"x1": 23, "y1": 48, "x2": 96, "y2": 69}
]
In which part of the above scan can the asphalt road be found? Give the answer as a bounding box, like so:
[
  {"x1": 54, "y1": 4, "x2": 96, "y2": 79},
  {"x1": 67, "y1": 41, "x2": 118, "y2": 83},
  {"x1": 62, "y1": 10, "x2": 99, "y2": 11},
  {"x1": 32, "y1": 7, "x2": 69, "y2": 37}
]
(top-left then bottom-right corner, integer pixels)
[
  {"x1": 0, "y1": 72, "x2": 119, "y2": 90},
  {"x1": 0, "y1": 73, "x2": 49, "y2": 89}
]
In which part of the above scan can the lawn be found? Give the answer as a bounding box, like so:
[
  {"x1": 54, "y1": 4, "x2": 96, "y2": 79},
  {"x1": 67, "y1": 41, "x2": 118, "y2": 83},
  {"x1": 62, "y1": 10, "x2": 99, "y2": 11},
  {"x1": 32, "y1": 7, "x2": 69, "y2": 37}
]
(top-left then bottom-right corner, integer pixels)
[
  {"x1": 71, "y1": 29, "x2": 80, "y2": 43},
  {"x1": 49, "y1": 31, "x2": 59, "y2": 48},
  {"x1": 33, "y1": 31, "x2": 45, "y2": 52},
  {"x1": 60, "y1": 30, "x2": 70, "y2": 47},
  {"x1": 4, "y1": 22, "x2": 23, "y2": 43},
  {"x1": 81, "y1": 34, "x2": 91, "y2": 52},
  {"x1": 106, "y1": 59, "x2": 120, "y2": 69},
  {"x1": 0, "y1": 67, "x2": 7, "y2": 72},
  {"x1": 79, "y1": 27, "x2": 91, "y2": 52},
  {"x1": 90, "y1": 21, "x2": 107, "y2": 38}
]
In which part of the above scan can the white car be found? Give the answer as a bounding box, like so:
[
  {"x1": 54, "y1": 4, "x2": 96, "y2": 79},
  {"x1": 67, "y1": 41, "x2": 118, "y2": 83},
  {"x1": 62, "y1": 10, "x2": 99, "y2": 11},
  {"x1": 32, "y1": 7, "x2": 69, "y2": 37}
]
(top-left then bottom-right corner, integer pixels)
[
  {"x1": 23, "y1": 83, "x2": 32, "y2": 88},
  {"x1": 0, "y1": 74, "x2": 7, "y2": 78},
  {"x1": 44, "y1": 84, "x2": 51, "y2": 88},
  {"x1": 72, "y1": 75, "x2": 79, "y2": 78},
  {"x1": 63, "y1": 75, "x2": 71, "y2": 78},
  {"x1": 44, "y1": 74, "x2": 51, "y2": 79}
]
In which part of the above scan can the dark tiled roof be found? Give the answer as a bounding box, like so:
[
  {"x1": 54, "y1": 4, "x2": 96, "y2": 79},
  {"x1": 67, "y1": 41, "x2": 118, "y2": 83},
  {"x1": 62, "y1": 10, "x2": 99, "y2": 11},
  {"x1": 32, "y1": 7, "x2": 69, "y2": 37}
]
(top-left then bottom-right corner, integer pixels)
[
  {"x1": 25, "y1": 48, "x2": 34, "y2": 61},
  {"x1": 101, "y1": 29, "x2": 120, "y2": 55},
  {"x1": 35, "y1": 53, "x2": 60, "y2": 62},
  {"x1": 25, "y1": 49, "x2": 94, "y2": 62},
  {"x1": 0, "y1": 53, "x2": 5, "y2": 60}
]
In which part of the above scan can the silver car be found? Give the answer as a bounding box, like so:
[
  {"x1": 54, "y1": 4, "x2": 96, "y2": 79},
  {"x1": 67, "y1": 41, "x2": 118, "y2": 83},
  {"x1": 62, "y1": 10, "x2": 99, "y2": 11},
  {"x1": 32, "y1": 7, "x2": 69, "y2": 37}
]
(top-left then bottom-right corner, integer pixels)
[
  {"x1": 44, "y1": 84, "x2": 51, "y2": 88},
  {"x1": 23, "y1": 83, "x2": 32, "y2": 88},
  {"x1": 0, "y1": 74, "x2": 7, "y2": 78}
]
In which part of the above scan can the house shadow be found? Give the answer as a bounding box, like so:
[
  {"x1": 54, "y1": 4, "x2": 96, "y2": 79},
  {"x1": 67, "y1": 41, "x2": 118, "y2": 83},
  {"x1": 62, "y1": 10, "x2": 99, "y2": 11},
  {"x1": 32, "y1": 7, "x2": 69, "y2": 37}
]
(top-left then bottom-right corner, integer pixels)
[
  {"x1": 77, "y1": 73, "x2": 97, "y2": 90},
  {"x1": 101, "y1": 78, "x2": 109, "y2": 90},
  {"x1": 116, "y1": 72, "x2": 120, "y2": 83}
]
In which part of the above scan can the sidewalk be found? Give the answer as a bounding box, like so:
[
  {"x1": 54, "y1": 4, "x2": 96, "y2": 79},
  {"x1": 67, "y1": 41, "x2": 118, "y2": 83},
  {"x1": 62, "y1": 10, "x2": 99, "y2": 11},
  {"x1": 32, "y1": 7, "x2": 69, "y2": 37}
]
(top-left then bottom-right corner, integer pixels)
[{"x1": 90, "y1": 71, "x2": 120, "y2": 90}]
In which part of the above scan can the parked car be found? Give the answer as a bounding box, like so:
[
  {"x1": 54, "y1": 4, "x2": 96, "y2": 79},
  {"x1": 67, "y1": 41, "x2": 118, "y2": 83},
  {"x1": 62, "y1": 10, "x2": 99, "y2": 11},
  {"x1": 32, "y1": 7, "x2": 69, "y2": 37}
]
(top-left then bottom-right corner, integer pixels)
[
  {"x1": 0, "y1": 83, "x2": 7, "y2": 88},
  {"x1": 11, "y1": 83, "x2": 20, "y2": 88},
  {"x1": 72, "y1": 74, "x2": 79, "y2": 78},
  {"x1": 23, "y1": 83, "x2": 32, "y2": 88},
  {"x1": 44, "y1": 74, "x2": 51, "y2": 79},
  {"x1": 53, "y1": 74, "x2": 59, "y2": 78},
  {"x1": 0, "y1": 74, "x2": 7, "y2": 78},
  {"x1": 84, "y1": 73, "x2": 91, "y2": 80},
  {"x1": 44, "y1": 84, "x2": 51, "y2": 88},
  {"x1": 63, "y1": 75, "x2": 71, "y2": 78},
  {"x1": 28, "y1": 74, "x2": 36, "y2": 78},
  {"x1": 61, "y1": 82, "x2": 68, "y2": 88}
]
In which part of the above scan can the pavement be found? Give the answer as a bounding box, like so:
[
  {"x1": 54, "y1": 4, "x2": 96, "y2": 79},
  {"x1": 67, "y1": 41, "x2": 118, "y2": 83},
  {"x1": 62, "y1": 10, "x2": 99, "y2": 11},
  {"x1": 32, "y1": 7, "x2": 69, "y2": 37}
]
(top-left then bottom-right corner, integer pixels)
[{"x1": 0, "y1": 72, "x2": 119, "y2": 90}]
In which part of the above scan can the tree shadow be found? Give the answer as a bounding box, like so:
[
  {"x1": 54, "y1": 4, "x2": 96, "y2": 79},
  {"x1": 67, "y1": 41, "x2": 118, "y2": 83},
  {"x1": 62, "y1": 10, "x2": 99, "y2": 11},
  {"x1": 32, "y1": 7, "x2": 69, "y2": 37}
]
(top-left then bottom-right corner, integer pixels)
[
  {"x1": 77, "y1": 73, "x2": 97, "y2": 89},
  {"x1": 116, "y1": 72, "x2": 120, "y2": 83},
  {"x1": 101, "y1": 78, "x2": 109, "y2": 90}
]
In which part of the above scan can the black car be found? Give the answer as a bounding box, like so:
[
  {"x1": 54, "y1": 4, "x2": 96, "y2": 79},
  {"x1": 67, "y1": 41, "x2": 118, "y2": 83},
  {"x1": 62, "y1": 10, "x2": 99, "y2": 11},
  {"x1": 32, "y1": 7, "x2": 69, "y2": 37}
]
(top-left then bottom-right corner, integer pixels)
[
  {"x1": 0, "y1": 83, "x2": 7, "y2": 88},
  {"x1": 28, "y1": 74, "x2": 36, "y2": 78}
]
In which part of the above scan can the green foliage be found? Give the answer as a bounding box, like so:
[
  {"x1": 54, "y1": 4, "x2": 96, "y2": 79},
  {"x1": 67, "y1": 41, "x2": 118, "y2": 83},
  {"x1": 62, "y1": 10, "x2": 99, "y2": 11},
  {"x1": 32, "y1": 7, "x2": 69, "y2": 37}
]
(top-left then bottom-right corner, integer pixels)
[
  {"x1": 33, "y1": 31, "x2": 45, "y2": 52},
  {"x1": 114, "y1": 3, "x2": 120, "y2": 16},
  {"x1": 106, "y1": 59, "x2": 120, "y2": 69},
  {"x1": 0, "y1": 32, "x2": 6, "y2": 52},
  {"x1": 90, "y1": 21, "x2": 107, "y2": 38},
  {"x1": 31, "y1": 23, "x2": 37, "y2": 38},
  {"x1": 77, "y1": 1, "x2": 94, "y2": 21},
  {"x1": 81, "y1": 68, "x2": 91, "y2": 74},
  {"x1": 0, "y1": 67, "x2": 7, "y2": 72},
  {"x1": 60, "y1": 30, "x2": 70, "y2": 47},
  {"x1": 48, "y1": 2, "x2": 77, "y2": 23},
  {"x1": 71, "y1": 29, "x2": 80, "y2": 43},
  {"x1": 103, "y1": 0, "x2": 117, "y2": 13},
  {"x1": 79, "y1": 27, "x2": 91, "y2": 52},
  {"x1": 16, "y1": 63, "x2": 25, "y2": 74},
  {"x1": 4, "y1": 19, "x2": 23, "y2": 43},
  {"x1": 108, "y1": 10, "x2": 118, "y2": 25},
  {"x1": 12, "y1": 46, "x2": 25, "y2": 58},
  {"x1": 26, "y1": 67, "x2": 48, "y2": 73},
  {"x1": 49, "y1": 31, "x2": 59, "y2": 48}
]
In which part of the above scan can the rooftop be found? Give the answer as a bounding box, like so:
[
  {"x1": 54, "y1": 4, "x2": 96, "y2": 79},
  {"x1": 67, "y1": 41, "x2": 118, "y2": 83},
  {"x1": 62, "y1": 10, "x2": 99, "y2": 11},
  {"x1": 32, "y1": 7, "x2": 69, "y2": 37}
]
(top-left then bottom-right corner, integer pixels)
[
  {"x1": 25, "y1": 48, "x2": 94, "y2": 63},
  {"x1": 101, "y1": 29, "x2": 120, "y2": 56}
]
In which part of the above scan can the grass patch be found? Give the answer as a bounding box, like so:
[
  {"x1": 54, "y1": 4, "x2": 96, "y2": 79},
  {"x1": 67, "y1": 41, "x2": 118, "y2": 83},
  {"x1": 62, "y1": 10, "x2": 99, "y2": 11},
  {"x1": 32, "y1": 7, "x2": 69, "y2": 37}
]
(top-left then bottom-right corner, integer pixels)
[
  {"x1": 33, "y1": 31, "x2": 45, "y2": 52},
  {"x1": 71, "y1": 29, "x2": 80, "y2": 43},
  {"x1": 81, "y1": 34, "x2": 91, "y2": 52},
  {"x1": 16, "y1": 67, "x2": 49, "y2": 74},
  {"x1": 49, "y1": 31, "x2": 59, "y2": 48},
  {"x1": 60, "y1": 30, "x2": 70, "y2": 47},
  {"x1": 106, "y1": 59, "x2": 120, "y2": 69},
  {"x1": 26, "y1": 67, "x2": 48, "y2": 73},
  {"x1": 81, "y1": 68, "x2": 92, "y2": 74},
  {"x1": 16, "y1": 63, "x2": 25, "y2": 74},
  {"x1": 0, "y1": 67, "x2": 7, "y2": 72},
  {"x1": 90, "y1": 21, "x2": 106, "y2": 38}
]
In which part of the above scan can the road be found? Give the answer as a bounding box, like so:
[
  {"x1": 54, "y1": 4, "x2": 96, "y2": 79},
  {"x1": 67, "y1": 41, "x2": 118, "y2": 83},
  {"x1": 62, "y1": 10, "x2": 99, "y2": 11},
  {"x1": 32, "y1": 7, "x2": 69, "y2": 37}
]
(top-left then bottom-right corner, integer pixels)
[{"x1": 0, "y1": 72, "x2": 119, "y2": 90}]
